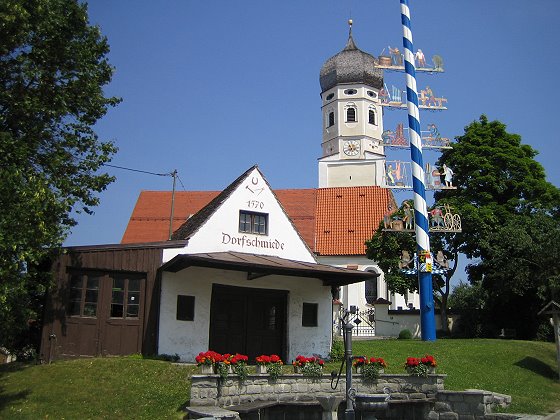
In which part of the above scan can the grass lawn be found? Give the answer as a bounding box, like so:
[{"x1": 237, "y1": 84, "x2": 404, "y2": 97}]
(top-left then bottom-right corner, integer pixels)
[
  {"x1": 0, "y1": 339, "x2": 558, "y2": 418},
  {"x1": 0, "y1": 357, "x2": 197, "y2": 419},
  {"x1": 348, "y1": 338, "x2": 560, "y2": 415}
]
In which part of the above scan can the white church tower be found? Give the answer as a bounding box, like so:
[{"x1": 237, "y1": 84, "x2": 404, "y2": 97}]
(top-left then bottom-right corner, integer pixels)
[{"x1": 318, "y1": 21, "x2": 386, "y2": 188}]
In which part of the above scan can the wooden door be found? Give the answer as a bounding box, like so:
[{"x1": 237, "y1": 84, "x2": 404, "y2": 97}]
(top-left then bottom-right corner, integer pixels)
[
  {"x1": 61, "y1": 272, "x2": 104, "y2": 356},
  {"x1": 101, "y1": 273, "x2": 145, "y2": 356},
  {"x1": 209, "y1": 285, "x2": 287, "y2": 361}
]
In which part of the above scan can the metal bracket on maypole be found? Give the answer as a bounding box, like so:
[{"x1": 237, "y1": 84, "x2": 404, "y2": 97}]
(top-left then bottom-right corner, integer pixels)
[{"x1": 399, "y1": 0, "x2": 436, "y2": 341}]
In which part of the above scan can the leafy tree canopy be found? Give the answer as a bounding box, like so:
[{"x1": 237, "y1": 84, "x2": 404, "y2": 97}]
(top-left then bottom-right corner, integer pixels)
[
  {"x1": 0, "y1": 0, "x2": 119, "y2": 353},
  {"x1": 437, "y1": 116, "x2": 560, "y2": 338},
  {"x1": 365, "y1": 200, "x2": 458, "y2": 315},
  {"x1": 434, "y1": 115, "x2": 560, "y2": 262}
]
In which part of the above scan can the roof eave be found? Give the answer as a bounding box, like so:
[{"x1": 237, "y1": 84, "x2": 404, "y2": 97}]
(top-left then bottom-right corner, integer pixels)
[{"x1": 160, "y1": 253, "x2": 377, "y2": 286}]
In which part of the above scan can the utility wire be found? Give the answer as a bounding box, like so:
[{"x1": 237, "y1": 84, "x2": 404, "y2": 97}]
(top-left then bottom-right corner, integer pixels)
[
  {"x1": 176, "y1": 174, "x2": 187, "y2": 191},
  {"x1": 75, "y1": 155, "x2": 173, "y2": 177},
  {"x1": 101, "y1": 162, "x2": 172, "y2": 177}
]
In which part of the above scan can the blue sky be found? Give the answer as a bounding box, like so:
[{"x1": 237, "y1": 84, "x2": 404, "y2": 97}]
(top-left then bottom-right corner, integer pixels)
[{"x1": 68, "y1": 1, "x2": 560, "y2": 282}]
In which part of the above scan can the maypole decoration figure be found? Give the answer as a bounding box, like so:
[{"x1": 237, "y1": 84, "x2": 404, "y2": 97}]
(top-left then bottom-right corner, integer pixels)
[{"x1": 399, "y1": 0, "x2": 436, "y2": 341}]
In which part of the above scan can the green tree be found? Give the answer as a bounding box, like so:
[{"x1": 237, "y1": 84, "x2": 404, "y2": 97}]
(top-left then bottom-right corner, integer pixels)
[
  {"x1": 435, "y1": 115, "x2": 560, "y2": 263},
  {"x1": 436, "y1": 116, "x2": 560, "y2": 339},
  {"x1": 447, "y1": 281, "x2": 489, "y2": 338},
  {"x1": 0, "y1": 0, "x2": 119, "y2": 354},
  {"x1": 365, "y1": 200, "x2": 458, "y2": 333}
]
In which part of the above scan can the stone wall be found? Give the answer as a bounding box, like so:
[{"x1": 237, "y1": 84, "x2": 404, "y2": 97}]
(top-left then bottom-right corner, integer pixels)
[
  {"x1": 190, "y1": 373, "x2": 446, "y2": 407},
  {"x1": 429, "y1": 389, "x2": 512, "y2": 420}
]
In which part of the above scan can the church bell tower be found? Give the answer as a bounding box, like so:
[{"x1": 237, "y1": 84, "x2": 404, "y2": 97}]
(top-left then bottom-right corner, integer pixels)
[{"x1": 318, "y1": 21, "x2": 386, "y2": 188}]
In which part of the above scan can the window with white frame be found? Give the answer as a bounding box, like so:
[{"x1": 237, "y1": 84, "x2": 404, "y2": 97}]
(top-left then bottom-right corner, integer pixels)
[
  {"x1": 346, "y1": 107, "x2": 357, "y2": 122},
  {"x1": 368, "y1": 108, "x2": 377, "y2": 125},
  {"x1": 239, "y1": 211, "x2": 268, "y2": 235}
]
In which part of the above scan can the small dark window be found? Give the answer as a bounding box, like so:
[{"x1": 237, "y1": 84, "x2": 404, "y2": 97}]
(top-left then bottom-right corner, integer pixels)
[
  {"x1": 302, "y1": 302, "x2": 318, "y2": 327},
  {"x1": 326, "y1": 93, "x2": 334, "y2": 100},
  {"x1": 328, "y1": 111, "x2": 335, "y2": 127},
  {"x1": 367, "y1": 90, "x2": 376, "y2": 98},
  {"x1": 239, "y1": 211, "x2": 268, "y2": 235},
  {"x1": 177, "y1": 295, "x2": 195, "y2": 321},
  {"x1": 368, "y1": 109, "x2": 377, "y2": 125},
  {"x1": 346, "y1": 107, "x2": 356, "y2": 122},
  {"x1": 365, "y1": 278, "x2": 378, "y2": 304},
  {"x1": 344, "y1": 89, "x2": 357, "y2": 95}
]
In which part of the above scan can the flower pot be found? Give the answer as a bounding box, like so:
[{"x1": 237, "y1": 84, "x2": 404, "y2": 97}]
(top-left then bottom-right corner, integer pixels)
[
  {"x1": 200, "y1": 364, "x2": 214, "y2": 375},
  {"x1": 293, "y1": 365, "x2": 302, "y2": 374},
  {"x1": 427, "y1": 366, "x2": 436, "y2": 374},
  {"x1": 355, "y1": 366, "x2": 363, "y2": 374},
  {"x1": 256, "y1": 364, "x2": 267, "y2": 375}
]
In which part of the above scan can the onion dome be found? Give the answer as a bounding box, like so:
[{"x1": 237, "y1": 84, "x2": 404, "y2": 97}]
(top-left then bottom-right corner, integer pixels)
[{"x1": 320, "y1": 21, "x2": 383, "y2": 93}]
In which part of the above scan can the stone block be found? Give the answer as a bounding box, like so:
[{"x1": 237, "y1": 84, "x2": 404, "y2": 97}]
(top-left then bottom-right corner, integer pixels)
[
  {"x1": 261, "y1": 384, "x2": 275, "y2": 394},
  {"x1": 474, "y1": 403, "x2": 486, "y2": 415},
  {"x1": 246, "y1": 385, "x2": 261, "y2": 394},
  {"x1": 458, "y1": 415, "x2": 475, "y2": 420},
  {"x1": 291, "y1": 382, "x2": 307, "y2": 393},
  {"x1": 427, "y1": 410, "x2": 440, "y2": 420},
  {"x1": 434, "y1": 401, "x2": 451, "y2": 412},
  {"x1": 463, "y1": 394, "x2": 483, "y2": 404},
  {"x1": 253, "y1": 379, "x2": 268, "y2": 385},
  {"x1": 383, "y1": 383, "x2": 401, "y2": 393},
  {"x1": 409, "y1": 393, "x2": 427, "y2": 400},
  {"x1": 389, "y1": 393, "x2": 408, "y2": 400},
  {"x1": 447, "y1": 393, "x2": 465, "y2": 402},
  {"x1": 422, "y1": 383, "x2": 439, "y2": 393},
  {"x1": 309, "y1": 383, "x2": 322, "y2": 392},
  {"x1": 453, "y1": 402, "x2": 470, "y2": 414},
  {"x1": 439, "y1": 412, "x2": 459, "y2": 420},
  {"x1": 298, "y1": 393, "x2": 315, "y2": 402},
  {"x1": 278, "y1": 393, "x2": 296, "y2": 402},
  {"x1": 319, "y1": 383, "x2": 335, "y2": 393}
]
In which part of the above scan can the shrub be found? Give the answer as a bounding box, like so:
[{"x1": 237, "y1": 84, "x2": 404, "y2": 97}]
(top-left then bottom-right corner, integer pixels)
[
  {"x1": 536, "y1": 321, "x2": 554, "y2": 342},
  {"x1": 398, "y1": 329, "x2": 412, "y2": 339},
  {"x1": 329, "y1": 337, "x2": 344, "y2": 361}
]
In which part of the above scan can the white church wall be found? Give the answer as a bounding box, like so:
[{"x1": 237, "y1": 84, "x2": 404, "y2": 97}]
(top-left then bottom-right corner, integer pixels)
[
  {"x1": 374, "y1": 304, "x2": 456, "y2": 338},
  {"x1": 158, "y1": 266, "x2": 332, "y2": 362},
  {"x1": 317, "y1": 254, "x2": 422, "y2": 332}
]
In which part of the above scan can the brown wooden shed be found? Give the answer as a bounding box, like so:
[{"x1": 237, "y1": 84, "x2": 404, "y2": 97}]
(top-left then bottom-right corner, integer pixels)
[{"x1": 40, "y1": 241, "x2": 186, "y2": 361}]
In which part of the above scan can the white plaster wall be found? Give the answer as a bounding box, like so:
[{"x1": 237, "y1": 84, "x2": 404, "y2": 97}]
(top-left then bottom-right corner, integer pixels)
[
  {"x1": 374, "y1": 304, "x2": 455, "y2": 337},
  {"x1": 286, "y1": 278, "x2": 332, "y2": 361},
  {"x1": 335, "y1": 85, "x2": 382, "y2": 139},
  {"x1": 158, "y1": 270, "x2": 212, "y2": 359},
  {"x1": 158, "y1": 266, "x2": 332, "y2": 362},
  {"x1": 317, "y1": 255, "x2": 419, "y2": 314},
  {"x1": 326, "y1": 161, "x2": 378, "y2": 187},
  {"x1": 163, "y1": 168, "x2": 316, "y2": 264}
]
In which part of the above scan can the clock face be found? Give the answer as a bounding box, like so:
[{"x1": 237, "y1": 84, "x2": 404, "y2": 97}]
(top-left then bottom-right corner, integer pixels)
[{"x1": 343, "y1": 140, "x2": 361, "y2": 156}]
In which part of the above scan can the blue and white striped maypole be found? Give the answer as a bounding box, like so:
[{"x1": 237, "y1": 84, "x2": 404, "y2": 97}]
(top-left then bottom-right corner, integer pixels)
[{"x1": 400, "y1": 0, "x2": 436, "y2": 341}]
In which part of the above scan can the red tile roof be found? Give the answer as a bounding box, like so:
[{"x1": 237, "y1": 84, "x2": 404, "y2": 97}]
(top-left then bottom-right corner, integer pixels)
[
  {"x1": 122, "y1": 186, "x2": 393, "y2": 256},
  {"x1": 121, "y1": 191, "x2": 220, "y2": 244},
  {"x1": 315, "y1": 186, "x2": 395, "y2": 256}
]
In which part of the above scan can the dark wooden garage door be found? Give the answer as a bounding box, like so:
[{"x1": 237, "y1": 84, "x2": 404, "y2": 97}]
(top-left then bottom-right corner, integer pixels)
[
  {"x1": 60, "y1": 271, "x2": 145, "y2": 357},
  {"x1": 209, "y1": 284, "x2": 287, "y2": 361}
]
